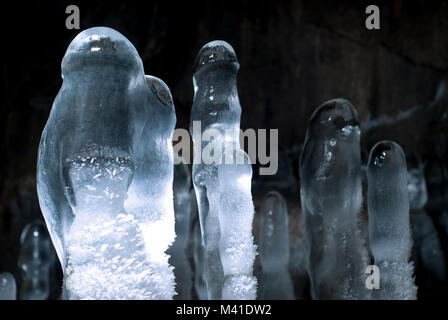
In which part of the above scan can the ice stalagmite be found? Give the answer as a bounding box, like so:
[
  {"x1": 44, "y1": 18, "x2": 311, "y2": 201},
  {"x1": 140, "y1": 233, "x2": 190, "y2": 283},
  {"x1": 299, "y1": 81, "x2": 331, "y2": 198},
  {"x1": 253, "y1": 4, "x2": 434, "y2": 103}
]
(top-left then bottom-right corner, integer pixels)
[
  {"x1": 37, "y1": 27, "x2": 176, "y2": 299},
  {"x1": 18, "y1": 221, "x2": 53, "y2": 300},
  {"x1": 258, "y1": 191, "x2": 294, "y2": 300},
  {"x1": 0, "y1": 273, "x2": 16, "y2": 300},
  {"x1": 190, "y1": 41, "x2": 257, "y2": 299},
  {"x1": 299, "y1": 99, "x2": 370, "y2": 299},
  {"x1": 367, "y1": 141, "x2": 417, "y2": 299},
  {"x1": 169, "y1": 162, "x2": 193, "y2": 299}
]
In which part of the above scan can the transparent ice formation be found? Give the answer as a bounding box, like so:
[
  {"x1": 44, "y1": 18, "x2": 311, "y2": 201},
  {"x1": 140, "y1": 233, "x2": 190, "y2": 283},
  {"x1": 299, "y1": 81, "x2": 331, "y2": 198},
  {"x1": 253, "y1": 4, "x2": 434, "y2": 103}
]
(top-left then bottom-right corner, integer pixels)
[
  {"x1": 168, "y1": 162, "x2": 193, "y2": 299},
  {"x1": 18, "y1": 220, "x2": 53, "y2": 300},
  {"x1": 258, "y1": 191, "x2": 294, "y2": 300},
  {"x1": 0, "y1": 273, "x2": 16, "y2": 300},
  {"x1": 190, "y1": 41, "x2": 257, "y2": 299},
  {"x1": 37, "y1": 27, "x2": 176, "y2": 299},
  {"x1": 367, "y1": 141, "x2": 417, "y2": 299},
  {"x1": 299, "y1": 98, "x2": 370, "y2": 299}
]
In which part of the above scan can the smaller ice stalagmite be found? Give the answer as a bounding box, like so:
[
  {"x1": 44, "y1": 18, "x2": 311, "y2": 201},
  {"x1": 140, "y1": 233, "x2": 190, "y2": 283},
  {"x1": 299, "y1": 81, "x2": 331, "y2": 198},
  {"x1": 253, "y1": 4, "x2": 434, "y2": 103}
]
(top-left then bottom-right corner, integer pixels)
[
  {"x1": 258, "y1": 191, "x2": 294, "y2": 300},
  {"x1": 367, "y1": 141, "x2": 417, "y2": 299},
  {"x1": 0, "y1": 273, "x2": 16, "y2": 300},
  {"x1": 299, "y1": 98, "x2": 370, "y2": 299},
  {"x1": 18, "y1": 220, "x2": 53, "y2": 300},
  {"x1": 169, "y1": 162, "x2": 193, "y2": 299}
]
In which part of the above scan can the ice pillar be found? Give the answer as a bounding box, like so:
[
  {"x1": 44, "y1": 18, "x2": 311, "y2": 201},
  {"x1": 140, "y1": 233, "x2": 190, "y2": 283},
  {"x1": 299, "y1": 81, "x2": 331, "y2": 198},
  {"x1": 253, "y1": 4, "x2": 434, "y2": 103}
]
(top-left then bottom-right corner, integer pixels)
[
  {"x1": 299, "y1": 98, "x2": 369, "y2": 299},
  {"x1": 367, "y1": 141, "x2": 417, "y2": 299},
  {"x1": 258, "y1": 191, "x2": 294, "y2": 300},
  {"x1": 190, "y1": 41, "x2": 256, "y2": 299},
  {"x1": 37, "y1": 27, "x2": 176, "y2": 299}
]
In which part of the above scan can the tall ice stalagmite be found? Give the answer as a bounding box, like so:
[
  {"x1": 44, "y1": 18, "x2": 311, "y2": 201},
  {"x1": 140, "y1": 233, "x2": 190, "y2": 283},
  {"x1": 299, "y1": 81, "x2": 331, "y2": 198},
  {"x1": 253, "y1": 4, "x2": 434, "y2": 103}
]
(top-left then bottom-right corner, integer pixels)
[
  {"x1": 299, "y1": 98, "x2": 369, "y2": 299},
  {"x1": 190, "y1": 41, "x2": 257, "y2": 299}
]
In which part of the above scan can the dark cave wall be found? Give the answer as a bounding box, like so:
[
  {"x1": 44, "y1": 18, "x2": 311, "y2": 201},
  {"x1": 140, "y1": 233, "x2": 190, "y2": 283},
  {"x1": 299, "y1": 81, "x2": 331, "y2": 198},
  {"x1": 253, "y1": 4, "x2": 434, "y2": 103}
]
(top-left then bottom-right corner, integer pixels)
[{"x1": 1, "y1": 0, "x2": 448, "y2": 297}]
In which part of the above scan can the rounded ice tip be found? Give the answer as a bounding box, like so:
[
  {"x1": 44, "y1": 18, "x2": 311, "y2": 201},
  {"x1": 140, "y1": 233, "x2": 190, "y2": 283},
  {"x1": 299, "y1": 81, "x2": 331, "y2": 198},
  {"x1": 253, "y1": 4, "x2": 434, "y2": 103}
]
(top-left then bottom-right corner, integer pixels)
[
  {"x1": 66, "y1": 27, "x2": 137, "y2": 55},
  {"x1": 62, "y1": 27, "x2": 141, "y2": 74},
  {"x1": 368, "y1": 141, "x2": 406, "y2": 170},
  {"x1": 310, "y1": 98, "x2": 359, "y2": 127},
  {"x1": 193, "y1": 40, "x2": 239, "y2": 73},
  {"x1": 145, "y1": 75, "x2": 174, "y2": 109}
]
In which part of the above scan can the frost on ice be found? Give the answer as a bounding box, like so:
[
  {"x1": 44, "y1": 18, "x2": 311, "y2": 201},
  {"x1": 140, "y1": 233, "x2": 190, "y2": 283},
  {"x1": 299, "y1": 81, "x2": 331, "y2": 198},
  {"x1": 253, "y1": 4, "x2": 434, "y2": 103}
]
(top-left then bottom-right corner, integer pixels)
[
  {"x1": 18, "y1": 220, "x2": 53, "y2": 300},
  {"x1": 299, "y1": 98, "x2": 370, "y2": 299},
  {"x1": 37, "y1": 27, "x2": 176, "y2": 299},
  {"x1": 0, "y1": 273, "x2": 16, "y2": 300},
  {"x1": 258, "y1": 191, "x2": 294, "y2": 300},
  {"x1": 367, "y1": 141, "x2": 417, "y2": 299},
  {"x1": 190, "y1": 40, "x2": 257, "y2": 299}
]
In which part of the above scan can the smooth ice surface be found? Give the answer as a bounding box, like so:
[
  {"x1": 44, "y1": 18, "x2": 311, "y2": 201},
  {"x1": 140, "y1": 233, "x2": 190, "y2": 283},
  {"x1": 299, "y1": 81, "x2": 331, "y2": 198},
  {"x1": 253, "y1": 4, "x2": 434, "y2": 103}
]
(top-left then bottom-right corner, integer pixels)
[
  {"x1": 258, "y1": 191, "x2": 294, "y2": 300},
  {"x1": 190, "y1": 40, "x2": 256, "y2": 299},
  {"x1": 18, "y1": 220, "x2": 53, "y2": 300},
  {"x1": 0, "y1": 273, "x2": 16, "y2": 300},
  {"x1": 37, "y1": 27, "x2": 176, "y2": 299},
  {"x1": 367, "y1": 141, "x2": 417, "y2": 299},
  {"x1": 299, "y1": 98, "x2": 369, "y2": 299},
  {"x1": 169, "y1": 162, "x2": 193, "y2": 299}
]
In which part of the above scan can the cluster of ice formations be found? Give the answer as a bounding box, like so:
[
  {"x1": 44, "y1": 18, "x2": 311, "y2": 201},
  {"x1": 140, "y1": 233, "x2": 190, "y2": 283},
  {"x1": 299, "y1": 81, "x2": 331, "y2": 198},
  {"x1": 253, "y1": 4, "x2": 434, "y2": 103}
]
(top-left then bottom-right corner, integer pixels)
[
  {"x1": 0, "y1": 273, "x2": 16, "y2": 300},
  {"x1": 258, "y1": 191, "x2": 294, "y2": 300},
  {"x1": 33, "y1": 26, "x2": 428, "y2": 301},
  {"x1": 190, "y1": 41, "x2": 257, "y2": 299},
  {"x1": 169, "y1": 162, "x2": 193, "y2": 299},
  {"x1": 18, "y1": 221, "x2": 53, "y2": 300},
  {"x1": 367, "y1": 141, "x2": 417, "y2": 299},
  {"x1": 299, "y1": 99, "x2": 370, "y2": 299},
  {"x1": 37, "y1": 27, "x2": 176, "y2": 299}
]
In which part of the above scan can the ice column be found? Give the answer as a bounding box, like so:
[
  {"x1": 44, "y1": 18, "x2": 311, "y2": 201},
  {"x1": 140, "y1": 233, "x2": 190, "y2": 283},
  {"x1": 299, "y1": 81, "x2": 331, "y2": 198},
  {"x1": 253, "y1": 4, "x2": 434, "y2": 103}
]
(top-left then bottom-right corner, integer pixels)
[
  {"x1": 299, "y1": 99, "x2": 370, "y2": 299},
  {"x1": 0, "y1": 273, "x2": 16, "y2": 300},
  {"x1": 258, "y1": 191, "x2": 294, "y2": 300},
  {"x1": 18, "y1": 221, "x2": 53, "y2": 300},
  {"x1": 190, "y1": 41, "x2": 257, "y2": 299},
  {"x1": 37, "y1": 27, "x2": 176, "y2": 299},
  {"x1": 367, "y1": 141, "x2": 417, "y2": 299},
  {"x1": 169, "y1": 162, "x2": 193, "y2": 299}
]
